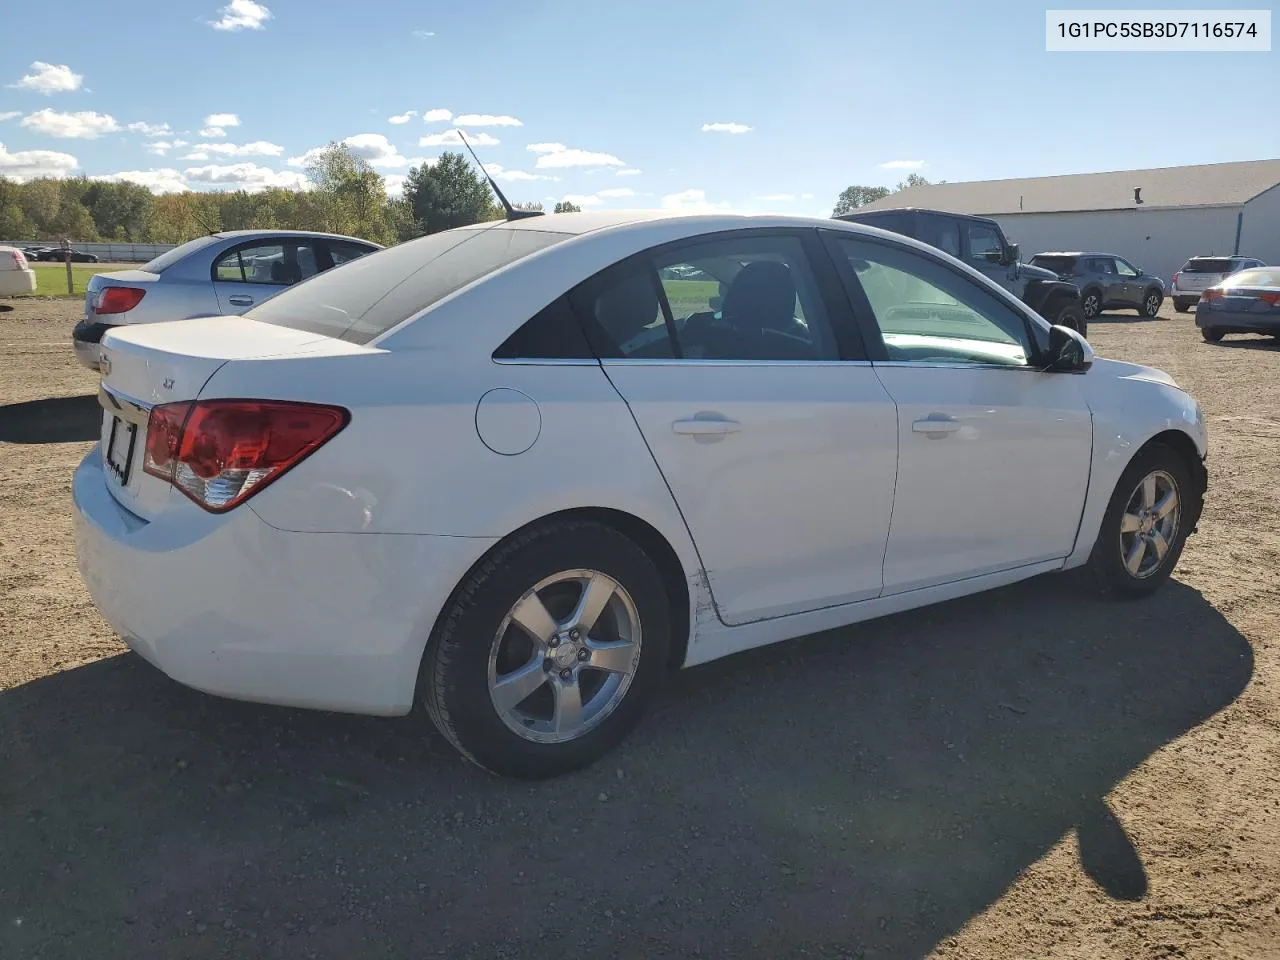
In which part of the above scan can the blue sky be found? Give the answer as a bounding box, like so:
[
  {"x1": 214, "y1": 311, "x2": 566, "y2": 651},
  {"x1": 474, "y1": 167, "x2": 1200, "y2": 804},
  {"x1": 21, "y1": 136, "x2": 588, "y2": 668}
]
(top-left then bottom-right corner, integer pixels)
[{"x1": 1, "y1": 0, "x2": 1275, "y2": 215}]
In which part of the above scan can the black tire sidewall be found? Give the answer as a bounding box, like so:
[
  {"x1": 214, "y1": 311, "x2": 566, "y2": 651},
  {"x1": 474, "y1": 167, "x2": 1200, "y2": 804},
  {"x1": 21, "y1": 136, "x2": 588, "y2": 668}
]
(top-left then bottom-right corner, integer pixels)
[
  {"x1": 1202, "y1": 326, "x2": 1222, "y2": 342},
  {"x1": 423, "y1": 521, "x2": 672, "y2": 779},
  {"x1": 1054, "y1": 302, "x2": 1086, "y2": 337},
  {"x1": 1088, "y1": 445, "x2": 1194, "y2": 598}
]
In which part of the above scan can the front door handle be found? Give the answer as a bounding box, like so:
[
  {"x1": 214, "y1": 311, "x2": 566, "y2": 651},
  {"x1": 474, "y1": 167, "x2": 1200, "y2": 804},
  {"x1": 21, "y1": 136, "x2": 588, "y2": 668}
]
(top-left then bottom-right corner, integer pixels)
[
  {"x1": 228, "y1": 295, "x2": 254, "y2": 307},
  {"x1": 672, "y1": 417, "x2": 741, "y2": 437},
  {"x1": 912, "y1": 416, "x2": 961, "y2": 437}
]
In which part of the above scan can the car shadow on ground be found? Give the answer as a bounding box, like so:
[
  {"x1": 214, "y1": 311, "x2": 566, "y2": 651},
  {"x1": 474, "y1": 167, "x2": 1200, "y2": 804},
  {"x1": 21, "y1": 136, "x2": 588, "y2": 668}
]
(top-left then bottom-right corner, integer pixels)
[
  {"x1": 1208, "y1": 336, "x2": 1279, "y2": 351},
  {"x1": 0, "y1": 394, "x2": 99, "y2": 444},
  {"x1": 1090, "y1": 311, "x2": 1158, "y2": 324},
  {"x1": 0, "y1": 576, "x2": 1251, "y2": 960}
]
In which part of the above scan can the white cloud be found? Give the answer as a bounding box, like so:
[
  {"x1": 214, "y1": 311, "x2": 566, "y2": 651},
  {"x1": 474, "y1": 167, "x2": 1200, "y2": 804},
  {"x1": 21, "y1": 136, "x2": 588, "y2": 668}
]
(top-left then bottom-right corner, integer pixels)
[
  {"x1": 146, "y1": 140, "x2": 174, "y2": 155},
  {"x1": 452, "y1": 114, "x2": 522, "y2": 127},
  {"x1": 20, "y1": 109, "x2": 119, "y2": 139},
  {"x1": 287, "y1": 134, "x2": 419, "y2": 169},
  {"x1": 661, "y1": 188, "x2": 731, "y2": 213},
  {"x1": 529, "y1": 144, "x2": 625, "y2": 169},
  {"x1": 384, "y1": 173, "x2": 407, "y2": 196},
  {"x1": 200, "y1": 126, "x2": 227, "y2": 138},
  {"x1": 561, "y1": 194, "x2": 604, "y2": 207},
  {"x1": 96, "y1": 168, "x2": 188, "y2": 194},
  {"x1": 420, "y1": 129, "x2": 498, "y2": 147},
  {"x1": 422, "y1": 108, "x2": 452, "y2": 123},
  {"x1": 389, "y1": 110, "x2": 416, "y2": 124},
  {"x1": 204, "y1": 113, "x2": 241, "y2": 128},
  {"x1": 701, "y1": 122, "x2": 752, "y2": 134},
  {"x1": 10, "y1": 62, "x2": 83, "y2": 95},
  {"x1": 0, "y1": 142, "x2": 79, "y2": 181},
  {"x1": 878, "y1": 159, "x2": 925, "y2": 169},
  {"x1": 616, "y1": 168, "x2": 642, "y2": 176},
  {"x1": 184, "y1": 162, "x2": 308, "y2": 191},
  {"x1": 181, "y1": 140, "x2": 284, "y2": 160},
  {"x1": 0, "y1": 112, "x2": 20, "y2": 122},
  {"x1": 596, "y1": 187, "x2": 636, "y2": 198},
  {"x1": 127, "y1": 121, "x2": 171, "y2": 137},
  {"x1": 755, "y1": 193, "x2": 795, "y2": 201},
  {"x1": 209, "y1": 0, "x2": 272, "y2": 31},
  {"x1": 413, "y1": 29, "x2": 435, "y2": 38},
  {"x1": 486, "y1": 163, "x2": 555, "y2": 183}
]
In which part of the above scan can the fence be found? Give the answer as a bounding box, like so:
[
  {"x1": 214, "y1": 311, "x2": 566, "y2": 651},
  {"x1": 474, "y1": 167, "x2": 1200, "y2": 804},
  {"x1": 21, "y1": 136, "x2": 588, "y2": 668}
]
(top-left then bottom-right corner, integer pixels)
[{"x1": 1, "y1": 240, "x2": 178, "y2": 263}]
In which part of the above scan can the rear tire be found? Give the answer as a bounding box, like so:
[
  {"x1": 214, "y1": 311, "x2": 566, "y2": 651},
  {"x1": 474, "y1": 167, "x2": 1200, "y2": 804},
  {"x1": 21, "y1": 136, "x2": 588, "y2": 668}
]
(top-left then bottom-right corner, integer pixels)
[
  {"x1": 1084, "y1": 443, "x2": 1196, "y2": 599},
  {"x1": 1201, "y1": 326, "x2": 1223, "y2": 342},
  {"x1": 1052, "y1": 301, "x2": 1087, "y2": 338},
  {"x1": 1173, "y1": 298, "x2": 1194, "y2": 313},
  {"x1": 420, "y1": 518, "x2": 671, "y2": 779},
  {"x1": 1141, "y1": 288, "x2": 1162, "y2": 318}
]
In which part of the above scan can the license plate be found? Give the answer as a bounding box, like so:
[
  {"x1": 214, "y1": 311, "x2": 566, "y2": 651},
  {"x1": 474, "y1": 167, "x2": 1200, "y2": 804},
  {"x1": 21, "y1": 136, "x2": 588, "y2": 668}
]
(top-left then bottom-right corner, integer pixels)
[{"x1": 104, "y1": 415, "x2": 137, "y2": 486}]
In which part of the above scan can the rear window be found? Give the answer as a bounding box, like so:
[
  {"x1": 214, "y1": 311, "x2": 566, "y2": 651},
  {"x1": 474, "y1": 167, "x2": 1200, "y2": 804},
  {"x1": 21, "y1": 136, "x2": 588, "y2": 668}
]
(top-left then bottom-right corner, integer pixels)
[
  {"x1": 141, "y1": 235, "x2": 220, "y2": 273},
  {"x1": 1182, "y1": 257, "x2": 1234, "y2": 273},
  {"x1": 1228, "y1": 268, "x2": 1280, "y2": 287},
  {"x1": 1030, "y1": 255, "x2": 1076, "y2": 274},
  {"x1": 247, "y1": 225, "x2": 570, "y2": 344}
]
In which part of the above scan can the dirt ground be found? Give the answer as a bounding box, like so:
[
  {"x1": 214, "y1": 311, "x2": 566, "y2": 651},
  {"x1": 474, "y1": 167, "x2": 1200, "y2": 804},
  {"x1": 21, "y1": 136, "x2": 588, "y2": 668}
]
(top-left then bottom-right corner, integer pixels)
[{"x1": 1, "y1": 297, "x2": 1278, "y2": 960}]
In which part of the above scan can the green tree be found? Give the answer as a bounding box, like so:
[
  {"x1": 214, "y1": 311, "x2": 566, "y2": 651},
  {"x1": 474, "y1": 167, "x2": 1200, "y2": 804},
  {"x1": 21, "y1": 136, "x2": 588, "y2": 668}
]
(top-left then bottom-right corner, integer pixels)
[
  {"x1": 51, "y1": 195, "x2": 98, "y2": 240},
  {"x1": 403, "y1": 152, "x2": 496, "y2": 234},
  {"x1": 304, "y1": 142, "x2": 395, "y2": 243},
  {"x1": 18, "y1": 179, "x2": 63, "y2": 235},
  {"x1": 895, "y1": 173, "x2": 945, "y2": 192},
  {"x1": 83, "y1": 180, "x2": 154, "y2": 240},
  {"x1": 831, "y1": 185, "x2": 891, "y2": 217},
  {"x1": 512, "y1": 201, "x2": 543, "y2": 212},
  {"x1": 553, "y1": 200, "x2": 582, "y2": 213}
]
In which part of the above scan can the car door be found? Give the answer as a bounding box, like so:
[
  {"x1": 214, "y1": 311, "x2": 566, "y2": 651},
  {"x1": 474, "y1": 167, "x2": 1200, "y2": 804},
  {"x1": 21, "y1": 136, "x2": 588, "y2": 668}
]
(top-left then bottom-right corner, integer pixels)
[
  {"x1": 211, "y1": 237, "x2": 323, "y2": 314},
  {"x1": 573, "y1": 230, "x2": 899, "y2": 625},
  {"x1": 825, "y1": 231, "x2": 1093, "y2": 594},
  {"x1": 1113, "y1": 257, "x2": 1142, "y2": 306}
]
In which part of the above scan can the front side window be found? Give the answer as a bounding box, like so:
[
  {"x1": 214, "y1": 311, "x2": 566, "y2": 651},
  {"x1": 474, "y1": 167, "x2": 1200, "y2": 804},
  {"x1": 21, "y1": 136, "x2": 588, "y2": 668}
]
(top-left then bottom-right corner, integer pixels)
[
  {"x1": 965, "y1": 222, "x2": 1003, "y2": 264},
  {"x1": 1090, "y1": 257, "x2": 1116, "y2": 275},
  {"x1": 1114, "y1": 258, "x2": 1138, "y2": 278},
  {"x1": 835, "y1": 236, "x2": 1032, "y2": 367},
  {"x1": 214, "y1": 241, "x2": 320, "y2": 285},
  {"x1": 578, "y1": 234, "x2": 841, "y2": 362}
]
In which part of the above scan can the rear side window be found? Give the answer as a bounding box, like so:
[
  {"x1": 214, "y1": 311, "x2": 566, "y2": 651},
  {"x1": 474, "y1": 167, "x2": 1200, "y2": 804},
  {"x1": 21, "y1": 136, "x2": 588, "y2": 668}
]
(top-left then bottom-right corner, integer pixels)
[
  {"x1": 1183, "y1": 257, "x2": 1234, "y2": 273},
  {"x1": 326, "y1": 240, "x2": 379, "y2": 266},
  {"x1": 919, "y1": 216, "x2": 961, "y2": 258},
  {"x1": 141, "y1": 235, "x2": 219, "y2": 273},
  {"x1": 493, "y1": 296, "x2": 594, "y2": 359},
  {"x1": 248, "y1": 226, "x2": 570, "y2": 344},
  {"x1": 1030, "y1": 255, "x2": 1076, "y2": 275}
]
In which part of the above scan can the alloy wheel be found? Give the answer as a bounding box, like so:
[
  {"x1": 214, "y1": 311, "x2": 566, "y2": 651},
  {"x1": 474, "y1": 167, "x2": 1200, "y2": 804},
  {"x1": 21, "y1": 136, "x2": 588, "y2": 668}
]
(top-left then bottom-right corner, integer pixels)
[{"x1": 1118, "y1": 470, "x2": 1180, "y2": 579}]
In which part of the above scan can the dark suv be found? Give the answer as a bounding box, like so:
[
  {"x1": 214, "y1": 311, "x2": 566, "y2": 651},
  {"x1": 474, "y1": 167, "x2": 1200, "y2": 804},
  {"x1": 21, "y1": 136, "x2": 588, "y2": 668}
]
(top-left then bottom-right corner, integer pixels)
[
  {"x1": 835, "y1": 207, "x2": 1087, "y2": 335},
  {"x1": 1029, "y1": 252, "x2": 1166, "y2": 320}
]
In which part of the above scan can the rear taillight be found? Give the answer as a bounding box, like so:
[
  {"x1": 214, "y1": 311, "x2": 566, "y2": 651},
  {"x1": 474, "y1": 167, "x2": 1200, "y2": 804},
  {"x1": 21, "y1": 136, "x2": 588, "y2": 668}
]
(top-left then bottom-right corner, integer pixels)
[
  {"x1": 1172, "y1": 272, "x2": 1180, "y2": 287},
  {"x1": 143, "y1": 400, "x2": 348, "y2": 513},
  {"x1": 10, "y1": 252, "x2": 24, "y2": 268},
  {"x1": 95, "y1": 287, "x2": 146, "y2": 315},
  {"x1": 1201, "y1": 289, "x2": 1225, "y2": 301}
]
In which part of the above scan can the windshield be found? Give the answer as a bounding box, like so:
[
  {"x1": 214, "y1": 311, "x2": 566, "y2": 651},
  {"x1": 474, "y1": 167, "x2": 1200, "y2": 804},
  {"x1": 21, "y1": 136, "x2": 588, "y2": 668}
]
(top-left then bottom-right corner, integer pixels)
[
  {"x1": 1183, "y1": 257, "x2": 1234, "y2": 273},
  {"x1": 248, "y1": 225, "x2": 570, "y2": 344},
  {"x1": 1227, "y1": 268, "x2": 1280, "y2": 288},
  {"x1": 141, "y1": 235, "x2": 220, "y2": 273}
]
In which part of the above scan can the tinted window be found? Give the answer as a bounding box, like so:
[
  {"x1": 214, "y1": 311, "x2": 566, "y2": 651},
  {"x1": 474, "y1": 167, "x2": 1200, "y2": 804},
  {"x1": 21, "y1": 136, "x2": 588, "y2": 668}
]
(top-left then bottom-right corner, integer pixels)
[
  {"x1": 920, "y1": 216, "x2": 961, "y2": 258},
  {"x1": 1030, "y1": 255, "x2": 1076, "y2": 275},
  {"x1": 854, "y1": 212, "x2": 912, "y2": 236},
  {"x1": 214, "y1": 241, "x2": 320, "y2": 285},
  {"x1": 965, "y1": 222, "x2": 1003, "y2": 262},
  {"x1": 141, "y1": 235, "x2": 219, "y2": 273},
  {"x1": 493, "y1": 296, "x2": 594, "y2": 359},
  {"x1": 580, "y1": 234, "x2": 841, "y2": 362},
  {"x1": 250, "y1": 226, "x2": 569, "y2": 345},
  {"x1": 327, "y1": 240, "x2": 378, "y2": 266},
  {"x1": 1183, "y1": 257, "x2": 1234, "y2": 273},
  {"x1": 836, "y1": 236, "x2": 1032, "y2": 367},
  {"x1": 1090, "y1": 257, "x2": 1116, "y2": 274}
]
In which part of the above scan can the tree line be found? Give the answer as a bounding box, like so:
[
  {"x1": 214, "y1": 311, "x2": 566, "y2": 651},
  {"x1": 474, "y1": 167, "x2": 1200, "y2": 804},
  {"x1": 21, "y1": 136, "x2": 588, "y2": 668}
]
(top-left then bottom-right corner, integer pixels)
[
  {"x1": 0, "y1": 144, "x2": 583, "y2": 247},
  {"x1": 831, "y1": 173, "x2": 941, "y2": 217}
]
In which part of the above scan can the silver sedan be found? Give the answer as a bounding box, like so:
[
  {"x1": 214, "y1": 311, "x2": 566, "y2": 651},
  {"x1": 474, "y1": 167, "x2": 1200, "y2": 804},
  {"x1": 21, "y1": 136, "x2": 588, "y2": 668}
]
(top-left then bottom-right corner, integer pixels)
[{"x1": 72, "y1": 229, "x2": 382, "y2": 370}]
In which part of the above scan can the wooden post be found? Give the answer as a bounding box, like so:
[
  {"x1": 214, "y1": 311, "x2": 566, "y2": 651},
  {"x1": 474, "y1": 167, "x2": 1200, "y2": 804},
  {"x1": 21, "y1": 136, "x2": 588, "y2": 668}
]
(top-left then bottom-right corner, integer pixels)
[{"x1": 61, "y1": 238, "x2": 73, "y2": 294}]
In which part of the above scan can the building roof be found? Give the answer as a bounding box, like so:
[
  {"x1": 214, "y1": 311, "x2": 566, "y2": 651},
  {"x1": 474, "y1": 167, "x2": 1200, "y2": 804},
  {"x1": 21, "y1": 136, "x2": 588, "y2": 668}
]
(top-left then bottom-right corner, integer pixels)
[{"x1": 859, "y1": 159, "x2": 1280, "y2": 216}]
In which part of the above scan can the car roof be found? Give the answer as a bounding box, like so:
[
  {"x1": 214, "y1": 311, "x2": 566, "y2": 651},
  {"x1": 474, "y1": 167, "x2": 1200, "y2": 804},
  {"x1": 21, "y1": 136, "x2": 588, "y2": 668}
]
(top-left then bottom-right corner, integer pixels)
[
  {"x1": 458, "y1": 209, "x2": 884, "y2": 239},
  {"x1": 213, "y1": 229, "x2": 384, "y2": 245}
]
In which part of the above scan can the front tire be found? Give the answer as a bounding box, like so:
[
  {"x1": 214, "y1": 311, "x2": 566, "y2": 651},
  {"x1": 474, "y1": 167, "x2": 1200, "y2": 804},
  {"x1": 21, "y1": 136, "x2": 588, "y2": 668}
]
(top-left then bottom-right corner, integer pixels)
[
  {"x1": 1084, "y1": 444, "x2": 1196, "y2": 598},
  {"x1": 1201, "y1": 326, "x2": 1223, "y2": 342},
  {"x1": 420, "y1": 518, "x2": 671, "y2": 779},
  {"x1": 1141, "y1": 288, "x2": 1162, "y2": 318},
  {"x1": 1081, "y1": 289, "x2": 1102, "y2": 320}
]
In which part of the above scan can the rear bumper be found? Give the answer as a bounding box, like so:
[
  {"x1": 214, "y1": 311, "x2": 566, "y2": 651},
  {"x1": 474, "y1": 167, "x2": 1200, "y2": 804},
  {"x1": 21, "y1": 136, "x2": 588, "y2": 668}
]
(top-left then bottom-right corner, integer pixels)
[
  {"x1": 1195, "y1": 309, "x2": 1280, "y2": 333},
  {"x1": 0, "y1": 269, "x2": 37, "y2": 296},
  {"x1": 73, "y1": 319, "x2": 113, "y2": 371},
  {"x1": 72, "y1": 449, "x2": 496, "y2": 716}
]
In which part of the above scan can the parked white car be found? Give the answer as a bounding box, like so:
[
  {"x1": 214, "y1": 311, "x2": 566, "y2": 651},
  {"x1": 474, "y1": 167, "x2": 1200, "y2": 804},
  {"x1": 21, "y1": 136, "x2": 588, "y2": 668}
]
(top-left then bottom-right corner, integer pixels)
[
  {"x1": 74, "y1": 211, "x2": 1209, "y2": 778},
  {"x1": 0, "y1": 246, "x2": 37, "y2": 296},
  {"x1": 72, "y1": 229, "x2": 382, "y2": 370},
  {"x1": 1171, "y1": 255, "x2": 1268, "y2": 312}
]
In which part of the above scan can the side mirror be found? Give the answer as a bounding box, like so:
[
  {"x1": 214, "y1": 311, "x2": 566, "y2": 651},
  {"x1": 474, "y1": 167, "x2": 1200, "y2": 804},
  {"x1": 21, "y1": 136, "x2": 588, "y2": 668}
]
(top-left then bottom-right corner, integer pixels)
[
  {"x1": 1043, "y1": 324, "x2": 1093, "y2": 372},
  {"x1": 1002, "y1": 242, "x2": 1020, "y2": 265}
]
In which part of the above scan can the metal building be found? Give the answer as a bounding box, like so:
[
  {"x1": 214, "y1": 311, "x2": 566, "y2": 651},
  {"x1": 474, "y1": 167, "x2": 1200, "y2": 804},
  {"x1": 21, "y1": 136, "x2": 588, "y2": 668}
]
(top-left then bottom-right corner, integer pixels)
[{"x1": 860, "y1": 159, "x2": 1280, "y2": 286}]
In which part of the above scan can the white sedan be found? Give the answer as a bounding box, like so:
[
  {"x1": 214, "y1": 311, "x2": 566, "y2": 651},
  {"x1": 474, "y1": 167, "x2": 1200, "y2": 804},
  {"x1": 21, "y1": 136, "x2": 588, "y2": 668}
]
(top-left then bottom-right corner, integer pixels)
[{"x1": 73, "y1": 211, "x2": 1209, "y2": 779}]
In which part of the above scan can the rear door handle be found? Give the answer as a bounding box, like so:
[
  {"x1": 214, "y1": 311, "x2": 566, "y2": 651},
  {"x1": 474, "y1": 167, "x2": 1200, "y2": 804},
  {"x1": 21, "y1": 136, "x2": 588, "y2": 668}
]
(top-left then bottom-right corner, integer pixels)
[
  {"x1": 228, "y1": 295, "x2": 254, "y2": 307},
  {"x1": 912, "y1": 416, "x2": 961, "y2": 437},
  {"x1": 672, "y1": 417, "x2": 740, "y2": 437}
]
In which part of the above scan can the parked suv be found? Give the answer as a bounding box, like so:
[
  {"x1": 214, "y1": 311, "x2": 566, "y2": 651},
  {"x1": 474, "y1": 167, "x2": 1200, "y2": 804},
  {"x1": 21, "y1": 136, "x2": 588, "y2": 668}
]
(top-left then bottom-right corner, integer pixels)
[
  {"x1": 1171, "y1": 255, "x2": 1268, "y2": 312},
  {"x1": 835, "y1": 208, "x2": 1087, "y2": 335},
  {"x1": 1029, "y1": 252, "x2": 1165, "y2": 320}
]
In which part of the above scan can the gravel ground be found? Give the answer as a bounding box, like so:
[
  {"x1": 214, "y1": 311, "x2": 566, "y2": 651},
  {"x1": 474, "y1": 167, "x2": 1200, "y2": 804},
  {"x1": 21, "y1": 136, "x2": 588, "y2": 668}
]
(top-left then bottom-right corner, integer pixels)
[{"x1": 1, "y1": 297, "x2": 1278, "y2": 960}]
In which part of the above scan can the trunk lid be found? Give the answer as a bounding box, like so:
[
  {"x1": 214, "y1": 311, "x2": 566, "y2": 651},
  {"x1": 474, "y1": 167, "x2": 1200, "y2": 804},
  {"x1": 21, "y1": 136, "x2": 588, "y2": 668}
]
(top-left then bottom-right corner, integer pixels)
[
  {"x1": 96, "y1": 316, "x2": 371, "y2": 519},
  {"x1": 84, "y1": 270, "x2": 162, "y2": 325}
]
